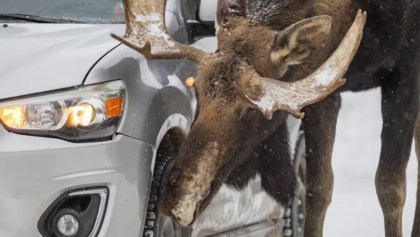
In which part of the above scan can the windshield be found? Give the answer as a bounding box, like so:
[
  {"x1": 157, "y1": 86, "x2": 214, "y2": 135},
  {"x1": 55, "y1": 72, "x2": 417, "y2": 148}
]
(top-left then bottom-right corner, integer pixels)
[{"x1": 0, "y1": 0, "x2": 124, "y2": 23}]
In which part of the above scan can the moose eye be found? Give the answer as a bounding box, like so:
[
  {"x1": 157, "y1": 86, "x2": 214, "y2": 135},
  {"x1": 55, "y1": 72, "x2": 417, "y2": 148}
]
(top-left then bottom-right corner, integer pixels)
[
  {"x1": 246, "y1": 108, "x2": 258, "y2": 116},
  {"x1": 240, "y1": 108, "x2": 259, "y2": 120}
]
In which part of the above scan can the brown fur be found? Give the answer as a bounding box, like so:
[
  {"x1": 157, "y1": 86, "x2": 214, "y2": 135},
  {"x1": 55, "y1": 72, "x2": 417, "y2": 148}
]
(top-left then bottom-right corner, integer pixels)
[{"x1": 159, "y1": 1, "x2": 420, "y2": 237}]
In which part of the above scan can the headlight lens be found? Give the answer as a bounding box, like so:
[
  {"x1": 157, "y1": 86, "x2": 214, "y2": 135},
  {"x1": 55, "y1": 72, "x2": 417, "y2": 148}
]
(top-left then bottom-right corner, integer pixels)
[{"x1": 0, "y1": 81, "x2": 125, "y2": 141}]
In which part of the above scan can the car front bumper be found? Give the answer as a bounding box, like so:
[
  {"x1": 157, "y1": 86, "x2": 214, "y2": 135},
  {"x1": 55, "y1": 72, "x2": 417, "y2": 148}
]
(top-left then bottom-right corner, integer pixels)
[{"x1": 0, "y1": 126, "x2": 155, "y2": 237}]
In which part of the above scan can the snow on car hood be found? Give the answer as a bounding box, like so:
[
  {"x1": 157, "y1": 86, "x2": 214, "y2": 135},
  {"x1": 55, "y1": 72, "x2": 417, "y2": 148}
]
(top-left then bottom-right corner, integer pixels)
[{"x1": 0, "y1": 23, "x2": 124, "y2": 100}]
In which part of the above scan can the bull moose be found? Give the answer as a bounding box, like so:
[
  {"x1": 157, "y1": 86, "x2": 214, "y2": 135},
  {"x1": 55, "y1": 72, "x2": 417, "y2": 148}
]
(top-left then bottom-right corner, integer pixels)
[{"x1": 112, "y1": 0, "x2": 420, "y2": 236}]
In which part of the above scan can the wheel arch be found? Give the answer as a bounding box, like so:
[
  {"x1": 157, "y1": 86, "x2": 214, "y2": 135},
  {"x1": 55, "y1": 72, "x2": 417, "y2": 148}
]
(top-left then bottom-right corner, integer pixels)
[{"x1": 151, "y1": 113, "x2": 191, "y2": 174}]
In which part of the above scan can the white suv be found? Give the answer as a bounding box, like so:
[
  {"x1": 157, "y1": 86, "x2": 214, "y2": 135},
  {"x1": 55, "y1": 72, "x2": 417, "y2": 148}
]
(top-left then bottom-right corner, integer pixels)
[{"x1": 0, "y1": 0, "x2": 304, "y2": 236}]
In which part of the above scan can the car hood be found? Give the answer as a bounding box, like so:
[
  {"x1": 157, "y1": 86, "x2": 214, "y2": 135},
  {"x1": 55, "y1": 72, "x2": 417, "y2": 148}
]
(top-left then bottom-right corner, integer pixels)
[{"x1": 0, "y1": 24, "x2": 124, "y2": 100}]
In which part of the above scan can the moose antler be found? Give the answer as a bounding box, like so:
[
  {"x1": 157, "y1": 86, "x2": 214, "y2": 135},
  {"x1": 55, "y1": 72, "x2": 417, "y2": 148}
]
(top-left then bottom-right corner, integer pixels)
[
  {"x1": 111, "y1": 0, "x2": 210, "y2": 62},
  {"x1": 241, "y1": 10, "x2": 367, "y2": 119}
]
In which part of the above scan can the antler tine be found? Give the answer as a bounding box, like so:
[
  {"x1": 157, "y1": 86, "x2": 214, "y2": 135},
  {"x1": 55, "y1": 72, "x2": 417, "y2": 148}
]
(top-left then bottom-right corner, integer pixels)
[
  {"x1": 111, "y1": 0, "x2": 209, "y2": 62},
  {"x1": 242, "y1": 10, "x2": 367, "y2": 119}
]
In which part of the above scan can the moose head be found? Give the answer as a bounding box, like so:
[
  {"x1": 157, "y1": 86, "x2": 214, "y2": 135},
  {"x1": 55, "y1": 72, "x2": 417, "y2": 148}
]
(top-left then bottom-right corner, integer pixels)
[{"x1": 112, "y1": 0, "x2": 366, "y2": 226}]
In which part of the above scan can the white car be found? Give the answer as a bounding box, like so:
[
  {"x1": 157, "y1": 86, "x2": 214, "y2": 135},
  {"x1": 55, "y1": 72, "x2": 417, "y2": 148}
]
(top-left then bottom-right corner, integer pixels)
[{"x1": 0, "y1": 0, "x2": 304, "y2": 236}]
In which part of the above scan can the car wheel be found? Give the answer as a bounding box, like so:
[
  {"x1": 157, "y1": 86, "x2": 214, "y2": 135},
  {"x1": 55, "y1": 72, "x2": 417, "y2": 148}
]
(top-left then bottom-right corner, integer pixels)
[
  {"x1": 143, "y1": 156, "x2": 191, "y2": 237},
  {"x1": 283, "y1": 130, "x2": 306, "y2": 237}
]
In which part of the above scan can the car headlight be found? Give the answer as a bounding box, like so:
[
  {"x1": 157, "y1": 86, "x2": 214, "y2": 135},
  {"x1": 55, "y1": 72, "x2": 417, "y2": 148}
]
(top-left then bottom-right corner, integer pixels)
[{"x1": 0, "y1": 81, "x2": 125, "y2": 141}]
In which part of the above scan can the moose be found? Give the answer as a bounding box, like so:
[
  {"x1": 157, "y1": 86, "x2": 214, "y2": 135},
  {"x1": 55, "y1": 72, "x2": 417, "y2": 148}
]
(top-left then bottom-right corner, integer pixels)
[{"x1": 112, "y1": 0, "x2": 420, "y2": 236}]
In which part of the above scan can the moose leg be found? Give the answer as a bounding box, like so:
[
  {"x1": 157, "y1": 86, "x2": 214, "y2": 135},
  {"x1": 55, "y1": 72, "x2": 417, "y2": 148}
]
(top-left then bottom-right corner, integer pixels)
[
  {"x1": 376, "y1": 74, "x2": 419, "y2": 237},
  {"x1": 301, "y1": 94, "x2": 341, "y2": 237},
  {"x1": 411, "y1": 113, "x2": 420, "y2": 236}
]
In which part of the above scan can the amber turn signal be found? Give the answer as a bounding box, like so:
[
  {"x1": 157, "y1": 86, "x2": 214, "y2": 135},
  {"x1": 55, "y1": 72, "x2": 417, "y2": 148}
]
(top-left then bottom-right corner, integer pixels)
[{"x1": 185, "y1": 77, "x2": 195, "y2": 88}]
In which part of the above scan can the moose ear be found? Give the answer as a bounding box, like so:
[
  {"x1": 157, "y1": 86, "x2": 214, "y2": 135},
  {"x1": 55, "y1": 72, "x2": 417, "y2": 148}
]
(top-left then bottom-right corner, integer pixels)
[{"x1": 271, "y1": 15, "x2": 332, "y2": 73}]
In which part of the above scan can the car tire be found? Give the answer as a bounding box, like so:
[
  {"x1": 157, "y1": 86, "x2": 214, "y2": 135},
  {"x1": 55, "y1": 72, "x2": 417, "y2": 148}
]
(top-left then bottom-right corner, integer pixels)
[
  {"x1": 143, "y1": 156, "x2": 191, "y2": 237},
  {"x1": 283, "y1": 130, "x2": 306, "y2": 237}
]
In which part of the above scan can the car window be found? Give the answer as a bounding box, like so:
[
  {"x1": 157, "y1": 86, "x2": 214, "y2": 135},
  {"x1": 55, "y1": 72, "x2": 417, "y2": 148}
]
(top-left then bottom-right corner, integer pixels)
[{"x1": 0, "y1": 0, "x2": 124, "y2": 23}]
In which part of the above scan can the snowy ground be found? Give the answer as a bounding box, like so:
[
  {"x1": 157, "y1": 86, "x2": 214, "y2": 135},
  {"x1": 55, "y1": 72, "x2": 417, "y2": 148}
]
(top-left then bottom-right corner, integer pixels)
[{"x1": 325, "y1": 89, "x2": 418, "y2": 237}]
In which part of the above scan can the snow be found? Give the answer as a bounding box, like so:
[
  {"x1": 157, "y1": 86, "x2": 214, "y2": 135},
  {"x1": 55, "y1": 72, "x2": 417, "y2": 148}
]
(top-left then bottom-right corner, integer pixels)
[
  {"x1": 133, "y1": 13, "x2": 175, "y2": 48},
  {"x1": 313, "y1": 68, "x2": 336, "y2": 86},
  {"x1": 325, "y1": 89, "x2": 417, "y2": 237},
  {"x1": 246, "y1": 94, "x2": 276, "y2": 120}
]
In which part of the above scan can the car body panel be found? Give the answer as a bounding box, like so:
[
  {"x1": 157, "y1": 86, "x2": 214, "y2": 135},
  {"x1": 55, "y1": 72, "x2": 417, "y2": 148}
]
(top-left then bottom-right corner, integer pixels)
[
  {"x1": 0, "y1": 130, "x2": 155, "y2": 237},
  {"x1": 84, "y1": 44, "x2": 196, "y2": 146},
  {"x1": 0, "y1": 23, "x2": 123, "y2": 100},
  {"x1": 0, "y1": 0, "x2": 186, "y2": 101}
]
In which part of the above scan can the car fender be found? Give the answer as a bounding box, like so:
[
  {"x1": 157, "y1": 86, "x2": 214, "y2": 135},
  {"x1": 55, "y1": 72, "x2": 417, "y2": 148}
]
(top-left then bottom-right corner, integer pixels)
[{"x1": 84, "y1": 44, "x2": 197, "y2": 147}]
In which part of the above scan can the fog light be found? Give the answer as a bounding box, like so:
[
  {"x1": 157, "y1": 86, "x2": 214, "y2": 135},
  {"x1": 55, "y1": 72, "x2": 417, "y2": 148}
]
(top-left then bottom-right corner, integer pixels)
[
  {"x1": 38, "y1": 188, "x2": 108, "y2": 237},
  {"x1": 57, "y1": 214, "x2": 79, "y2": 236}
]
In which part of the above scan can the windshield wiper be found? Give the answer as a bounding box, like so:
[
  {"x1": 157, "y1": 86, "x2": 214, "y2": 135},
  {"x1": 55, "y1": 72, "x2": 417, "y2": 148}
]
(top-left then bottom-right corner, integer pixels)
[{"x1": 0, "y1": 14, "x2": 81, "y2": 23}]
